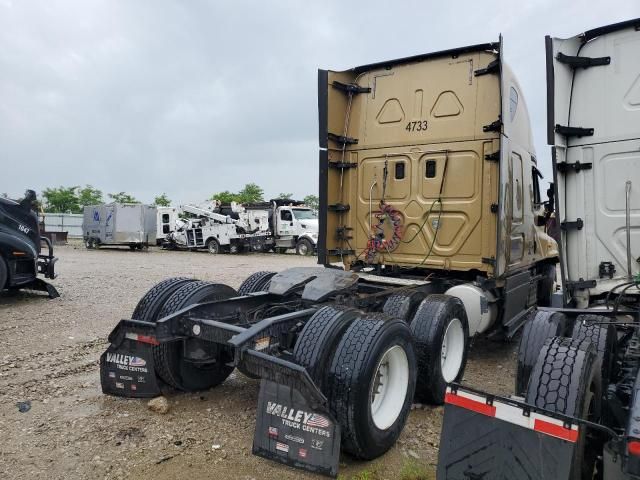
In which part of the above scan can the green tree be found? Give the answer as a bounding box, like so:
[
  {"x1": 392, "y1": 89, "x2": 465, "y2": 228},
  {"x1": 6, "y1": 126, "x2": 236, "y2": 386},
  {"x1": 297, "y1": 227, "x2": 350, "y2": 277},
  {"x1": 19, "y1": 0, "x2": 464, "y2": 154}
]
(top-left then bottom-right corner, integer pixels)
[
  {"x1": 77, "y1": 185, "x2": 103, "y2": 207},
  {"x1": 211, "y1": 190, "x2": 240, "y2": 203},
  {"x1": 303, "y1": 194, "x2": 319, "y2": 212},
  {"x1": 277, "y1": 193, "x2": 293, "y2": 200},
  {"x1": 108, "y1": 192, "x2": 139, "y2": 204},
  {"x1": 237, "y1": 183, "x2": 264, "y2": 204},
  {"x1": 41, "y1": 186, "x2": 81, "y2": 213},
  {"x1": 153, "y1": 193, "x2": 171, "y2": 206}
]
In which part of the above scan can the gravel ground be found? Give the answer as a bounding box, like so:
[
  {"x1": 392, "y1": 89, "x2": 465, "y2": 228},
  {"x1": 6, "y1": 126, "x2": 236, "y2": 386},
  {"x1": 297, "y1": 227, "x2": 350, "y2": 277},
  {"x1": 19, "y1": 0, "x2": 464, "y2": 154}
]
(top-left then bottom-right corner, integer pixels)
[{"x1": 0, "y1": 244, "x2": 517, "y2": 480}]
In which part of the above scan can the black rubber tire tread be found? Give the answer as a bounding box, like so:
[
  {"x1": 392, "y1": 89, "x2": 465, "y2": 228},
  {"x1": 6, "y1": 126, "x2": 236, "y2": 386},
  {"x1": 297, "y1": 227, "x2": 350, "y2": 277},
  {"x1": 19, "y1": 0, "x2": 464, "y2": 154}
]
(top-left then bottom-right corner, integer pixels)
[
  {"x1": 525, "y1": 336, "x2": 602, "y2": 480},
  {"x1": 382, "y1": 289, "x2": 427, "y2": 322},
  {"x1": 516, "y1": 310, "x2": 568, "y2": 395},
  {"x1": 131, "y1": 277, "x2": 196, "y2": 321},
  {"x1": 327, "y1": 316, "x2": 417, "y2": 460},
  {"x1": 0, "y1": 255, "x2": 7, "y2": 290},
  {"x1": 537, "y1": 263, "x2": 557, "y2": 307},
  {"x1": 410, "y1": 294, "x2": 469, "y2": 405},
  {"x1": 206, "y1": 238, "x2": 220, "y2": 254},
  {"x1": 571, "y1": 315, "x2": 617, "y2": 386},
  {"x1": 155, "y1": 281, "x2": 238, "y2": 391},
  {"x1": 296, "y1": 238, "x2": 314, "y2": 256},
  {"x1": 237, "y1": 271, "x2": 276, "y2": 296},
  {"x1": 293, "y1": 305, "x2": 360, "y2": 390}
]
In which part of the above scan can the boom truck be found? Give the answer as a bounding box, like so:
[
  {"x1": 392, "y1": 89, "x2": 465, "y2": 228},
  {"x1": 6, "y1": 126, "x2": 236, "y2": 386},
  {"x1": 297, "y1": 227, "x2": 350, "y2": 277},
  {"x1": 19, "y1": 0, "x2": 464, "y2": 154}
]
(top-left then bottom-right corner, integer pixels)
[
  {"x1": 100, "y1": 37, "x2": 558, "y2": 476},
  {"x1": 437, "y1": 19, "x2": 640, "y2": 480},
  {"x1": 165, "y1": 202, "x2": 272, "y2": 254}
]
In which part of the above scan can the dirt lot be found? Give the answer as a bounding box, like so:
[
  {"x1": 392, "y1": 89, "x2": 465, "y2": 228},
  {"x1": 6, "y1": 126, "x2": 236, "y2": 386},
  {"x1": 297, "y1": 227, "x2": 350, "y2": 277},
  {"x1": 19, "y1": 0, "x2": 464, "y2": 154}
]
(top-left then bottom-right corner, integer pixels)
[{"x1": 0, "y1": 245, "x2": 517, "y2": 480}]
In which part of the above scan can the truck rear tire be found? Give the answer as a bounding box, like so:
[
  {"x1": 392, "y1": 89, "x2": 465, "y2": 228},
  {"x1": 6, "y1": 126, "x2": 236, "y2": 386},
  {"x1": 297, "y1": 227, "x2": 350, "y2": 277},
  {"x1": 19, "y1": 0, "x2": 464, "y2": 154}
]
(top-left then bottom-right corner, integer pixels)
[
  {"x1": 131, "y1": 277, "x2": 195, "y2": 322},
  {"x1": 525, "y1": 337, "x2": 602, "y2": 480},
  {"x1": 516, "y1": 310, "x2": 567, "y2": 395},
  {"x1": 237, "y1": 271, "x2": 276, "y2": 295},
  {"x1": 154, "y1": 281, "x2": 238, "y2": 391},
  {"x1": 571, "y1": 315, "x2": 617, "y2": 387},
  {"x1": 206, "y1": 238, "x2": 220, "y2": 254},
  {"x1": 293, "y1": 305, "x2": 360, "y2": 391},
  {"x1": 410, "y1": 294, "x2": 469, "y2": 405},
  {"x1": 382, "y1": 289, "x2": 427, "y2": 322},
  {"x1": 296, "y1": 238, "x2": 313, "y2": 256},
  {"x1": 327, "y1": 316, "x2": 417, "y2": 459}
]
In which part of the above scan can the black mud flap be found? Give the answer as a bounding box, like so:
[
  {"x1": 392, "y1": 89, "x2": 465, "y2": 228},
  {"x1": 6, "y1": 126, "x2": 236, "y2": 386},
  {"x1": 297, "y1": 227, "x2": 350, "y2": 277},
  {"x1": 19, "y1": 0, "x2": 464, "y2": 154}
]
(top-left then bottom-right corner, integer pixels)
[
  {"x1": 437, "y1": 387, "x2": 577, "y2": 480},
  {"x1": 253, "y1": 380, "x2": 340, "y2": 477},
  {"x1": 23, "y1": 278, "x2": 60, "y2": 298},
  {"x1": 99, "y1": 320, "x2": 162, "y2": 398}
]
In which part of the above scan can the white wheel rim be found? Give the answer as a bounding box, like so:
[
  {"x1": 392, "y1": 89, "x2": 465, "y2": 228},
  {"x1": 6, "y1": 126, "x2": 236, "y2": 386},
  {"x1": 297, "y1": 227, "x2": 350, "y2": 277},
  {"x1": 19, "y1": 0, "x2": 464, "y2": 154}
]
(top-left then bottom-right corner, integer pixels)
[
  {"x1": 208, "y1": 242, "x2": 217, "y2": 253},
  {"x1": 369, "y1": 345, "x2": 409, "y2": 430},
  {"x1": 298, "y1": 243, "x2": 308, "y2": 255},
  {"x1": 441, "y1": 318, "x2": 465, "y2": 383}
]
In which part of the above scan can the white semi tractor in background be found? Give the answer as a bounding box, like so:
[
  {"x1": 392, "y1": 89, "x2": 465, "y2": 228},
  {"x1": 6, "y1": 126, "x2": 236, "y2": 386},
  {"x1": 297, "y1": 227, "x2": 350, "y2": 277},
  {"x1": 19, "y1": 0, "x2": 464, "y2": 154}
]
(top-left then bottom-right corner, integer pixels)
[{"x1": 245, "y1": 199, "x2": 318, "y2": 255}]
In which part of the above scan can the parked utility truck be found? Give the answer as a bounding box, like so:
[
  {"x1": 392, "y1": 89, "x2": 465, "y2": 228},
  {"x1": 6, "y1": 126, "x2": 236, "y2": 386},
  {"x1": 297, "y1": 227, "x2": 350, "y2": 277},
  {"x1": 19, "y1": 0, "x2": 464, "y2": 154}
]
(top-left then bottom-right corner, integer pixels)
[
  {"x1": 437, "y1": 19, "x2": 640, "y2": 480},
  {"x1": 245, "y1": 199, "x2": 318, "y2": 255},
  {"x1": 155, "y1": 206, "x2": 179, "y2": 245},
  {"x1": 166, "y1": 202, "x2": 271, "y2": 254},
  {"x1": 0, "y1": 190, "x2": 58, "y2": 298},
  {"x1": 100, "y1": 38, "x2": 557, "y2": 477}
]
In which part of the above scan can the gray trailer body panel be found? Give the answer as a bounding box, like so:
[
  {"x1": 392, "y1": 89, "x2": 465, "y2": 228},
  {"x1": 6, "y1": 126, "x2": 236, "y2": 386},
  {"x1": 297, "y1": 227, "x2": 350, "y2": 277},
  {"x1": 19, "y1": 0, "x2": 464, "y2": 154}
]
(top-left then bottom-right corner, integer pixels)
[{"x1": 83, "y1": 204, "x2": 157, "y2": 245}]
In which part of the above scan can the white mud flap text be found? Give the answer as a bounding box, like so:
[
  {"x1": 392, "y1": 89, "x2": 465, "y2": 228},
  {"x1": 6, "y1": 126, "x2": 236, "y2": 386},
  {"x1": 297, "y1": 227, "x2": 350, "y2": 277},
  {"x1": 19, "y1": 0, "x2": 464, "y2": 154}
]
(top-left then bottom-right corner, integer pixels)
[
  {"x1": 99, "y1": 330, "x2": 161, "y2": 398},
  {"x1": 437, "y1": 386, "x2": 578, "y2": 480},
  {"x1": 253, "y1": 380, "x2": 340, "y2": 477}
]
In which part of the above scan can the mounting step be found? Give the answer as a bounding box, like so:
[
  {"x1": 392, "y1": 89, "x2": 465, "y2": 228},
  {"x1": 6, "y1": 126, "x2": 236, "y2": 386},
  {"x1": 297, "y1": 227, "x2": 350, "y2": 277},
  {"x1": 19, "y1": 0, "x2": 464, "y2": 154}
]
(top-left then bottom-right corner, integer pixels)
[
  {"x1": 328, "y1": 132, "x2": 358, "y2": 145},
  {"x1": 331, "y1": 81, "x2": 371, "y2": 94},
  {"x1": 556, "y1": 52, "x2": 610, "y2": 69},
  {"x1": 328, "y1": 203, "x2": 350, "y2": 212},
  {"x1": 555, "y1": 125, "x2": 594, "y2": 138},
  {"x1": 483, "y1": 119, "x2": 502, "y2": 133},
  {"x1": 560, "y1": 218, "x2": 584, "y2": 231},
  {"x1": 556, "y1": 162, "x2": 592, "y2": 173},
  {"x1": 328, "y1": 162, "x2": 358, "y2": 169},
  {"x1": 474, "y1": 59, "x2": 500, "y2": 77}
]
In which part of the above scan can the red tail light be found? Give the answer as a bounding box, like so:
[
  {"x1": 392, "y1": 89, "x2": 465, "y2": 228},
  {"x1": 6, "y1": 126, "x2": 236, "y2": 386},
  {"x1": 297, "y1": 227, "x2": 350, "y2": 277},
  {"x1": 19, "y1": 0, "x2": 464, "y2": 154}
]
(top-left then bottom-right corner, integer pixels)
[{"x1": 628, "y1": 440, "x2": 640, "y2": 456}]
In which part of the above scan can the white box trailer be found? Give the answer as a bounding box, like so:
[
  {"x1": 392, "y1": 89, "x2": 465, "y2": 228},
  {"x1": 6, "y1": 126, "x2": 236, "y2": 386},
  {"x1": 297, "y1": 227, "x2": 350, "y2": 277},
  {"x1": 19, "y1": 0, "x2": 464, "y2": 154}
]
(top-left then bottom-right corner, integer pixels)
[{"x1": 83, "y1": 204, "x2": 157, "y2": 249}]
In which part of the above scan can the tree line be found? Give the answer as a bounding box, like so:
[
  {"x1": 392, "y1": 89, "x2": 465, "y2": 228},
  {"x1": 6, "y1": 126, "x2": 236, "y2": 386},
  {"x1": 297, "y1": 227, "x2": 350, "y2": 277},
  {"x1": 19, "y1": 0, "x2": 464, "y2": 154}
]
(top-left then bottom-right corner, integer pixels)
[
  {"x1": 38, "y1": 185, "x2": 171, "y2": 213},
  {"x1": 33, "y1": 183, "x2": 318, "y2": 214},
  {"x1": 210, "y1": 183, "x2": 319, "y2": 211}
]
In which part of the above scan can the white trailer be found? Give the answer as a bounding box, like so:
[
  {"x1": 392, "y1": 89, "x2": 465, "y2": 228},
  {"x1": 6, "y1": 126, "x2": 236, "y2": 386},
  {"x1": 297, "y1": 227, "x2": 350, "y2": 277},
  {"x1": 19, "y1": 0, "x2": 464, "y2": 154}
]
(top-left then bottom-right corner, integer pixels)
[{"x1": 82, "y1": 204, "x2": 156, "y2": 250}]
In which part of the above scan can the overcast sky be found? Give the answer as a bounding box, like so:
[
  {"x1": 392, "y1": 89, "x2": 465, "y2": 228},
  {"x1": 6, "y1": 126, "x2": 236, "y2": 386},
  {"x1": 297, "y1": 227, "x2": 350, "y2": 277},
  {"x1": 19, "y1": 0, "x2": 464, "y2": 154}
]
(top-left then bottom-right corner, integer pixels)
[{"x1": 1, "y1": 0, "x2": 637, "y2": 204}]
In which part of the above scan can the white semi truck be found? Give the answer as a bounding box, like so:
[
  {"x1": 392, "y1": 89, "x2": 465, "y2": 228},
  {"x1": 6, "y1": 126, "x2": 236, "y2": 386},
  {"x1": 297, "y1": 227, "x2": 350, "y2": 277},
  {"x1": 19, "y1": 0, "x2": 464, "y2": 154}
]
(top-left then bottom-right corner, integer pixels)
[{"x1": 246, "y1": 199, "x2": 318, "y2": 255}]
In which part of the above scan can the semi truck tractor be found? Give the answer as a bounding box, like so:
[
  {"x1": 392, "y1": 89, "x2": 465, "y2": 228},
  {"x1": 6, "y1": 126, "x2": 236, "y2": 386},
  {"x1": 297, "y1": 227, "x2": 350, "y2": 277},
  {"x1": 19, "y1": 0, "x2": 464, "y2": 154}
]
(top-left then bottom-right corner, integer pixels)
[
  {"x1": 0, "y1": 190, "x2": 58, "y2": 298},
  {"x1": 99, "y1": 36, "x2": 558, "y2": 476},
  {"x1": 437, "y1": 18, "x2": 640, "y2": 480},
  {"x1": 245, "y1": 199, "x2": 318, "y2": 255}
]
